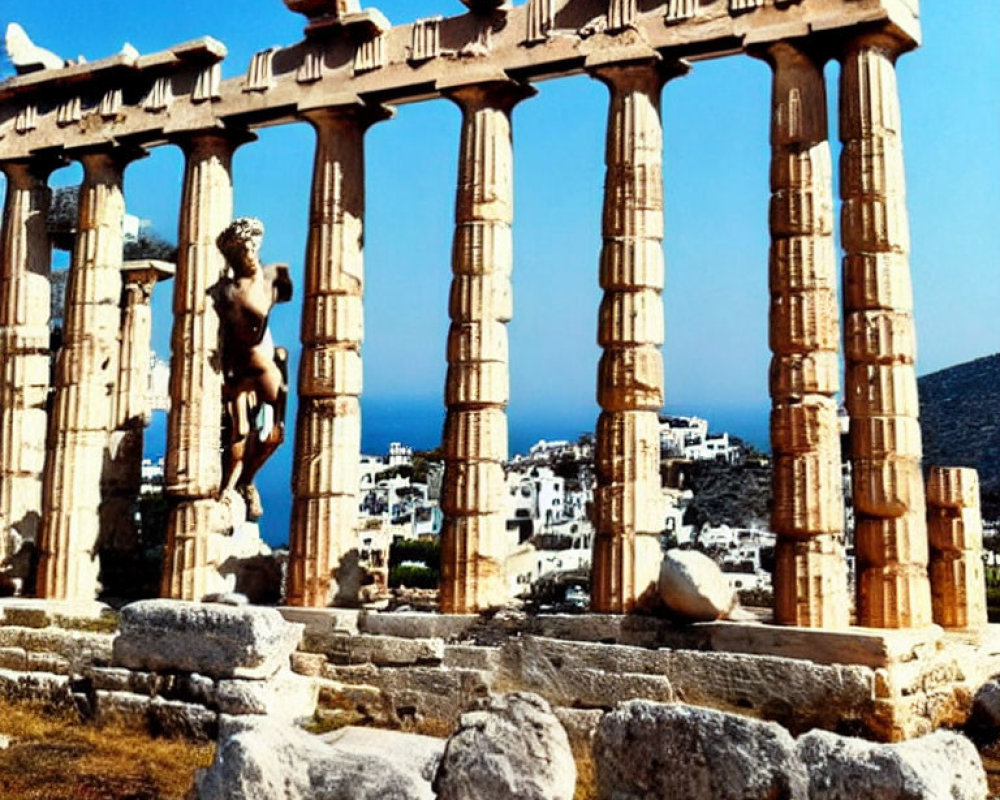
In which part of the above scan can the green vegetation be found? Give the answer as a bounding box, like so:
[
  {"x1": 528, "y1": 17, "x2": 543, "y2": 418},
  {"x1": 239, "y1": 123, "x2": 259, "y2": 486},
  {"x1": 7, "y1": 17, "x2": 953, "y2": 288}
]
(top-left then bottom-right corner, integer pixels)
[
  {"x1": 679, "y1": 460, "x2": 771, "y2": 530},
  {"x1": 388, "y1": 538, "x2": 441, "y2": 589}
]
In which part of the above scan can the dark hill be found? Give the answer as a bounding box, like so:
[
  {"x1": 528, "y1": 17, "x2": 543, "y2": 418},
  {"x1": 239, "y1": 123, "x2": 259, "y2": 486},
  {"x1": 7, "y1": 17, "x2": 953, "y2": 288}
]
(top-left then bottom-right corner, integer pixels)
[{"x1": 919, "y1": 353, "x2": 1000, "y2": 518}]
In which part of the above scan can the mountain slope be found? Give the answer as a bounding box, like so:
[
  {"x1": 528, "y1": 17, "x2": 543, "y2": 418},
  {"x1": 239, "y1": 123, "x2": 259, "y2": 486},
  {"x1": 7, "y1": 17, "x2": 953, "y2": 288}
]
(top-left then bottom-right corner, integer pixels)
[{"x1": 919, "y1": 353, "x2": 1000, "y2": 494}]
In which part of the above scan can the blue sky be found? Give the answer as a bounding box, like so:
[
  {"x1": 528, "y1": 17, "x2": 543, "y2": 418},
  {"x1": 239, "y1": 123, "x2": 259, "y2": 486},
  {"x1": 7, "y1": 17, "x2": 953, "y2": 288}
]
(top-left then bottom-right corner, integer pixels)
[{"x1": 2, "y1": 2, "x2": 998, "y2": 544}]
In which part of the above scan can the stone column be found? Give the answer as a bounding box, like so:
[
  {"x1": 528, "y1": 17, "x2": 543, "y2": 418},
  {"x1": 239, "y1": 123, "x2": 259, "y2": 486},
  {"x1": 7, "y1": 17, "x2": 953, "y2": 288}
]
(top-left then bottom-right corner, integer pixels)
[
  {"x1": 101, "y1": 261, "x2": 174, "y2": 558},
  {"x1": 0, "y1": 160, "x2": 56, "y2": 580},
  {"x1": 763, "y1": 43, "x2": 848, "y2": 628},
  {"x1": 839, "y1": 33, "x2": 932, "y2": 628},
  {"x1": 161, "y1": 132, "x2": 246, "y2": 601},
  {"x1": 927, "y1": 467, "x2": 987, "y2": 630},
  {"x1": 38, "y1": 149, "x2": 138, "y2": 600},
  {"x1": 588, "y1": 58, "x2": 685, "y2": 614},
  {"x1": 287, "y1": 105, "x2": 389, "y2": 608},
  {"x1": 439, "y1": 80, "x2": 533, "y2": 614}
]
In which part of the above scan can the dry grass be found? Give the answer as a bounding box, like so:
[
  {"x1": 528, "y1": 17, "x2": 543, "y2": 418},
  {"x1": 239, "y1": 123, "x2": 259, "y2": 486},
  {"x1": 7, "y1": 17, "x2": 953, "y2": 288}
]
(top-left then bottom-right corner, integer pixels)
[
  {"x1": 573, "y1": 750, "x2": 598, "y2": 800},
  {"x1": 0, "y1": 700, "x2": 214, "y2": 800},
  {"x1": 977, "y1": 737, "x2": 1000, "y2": 797}
]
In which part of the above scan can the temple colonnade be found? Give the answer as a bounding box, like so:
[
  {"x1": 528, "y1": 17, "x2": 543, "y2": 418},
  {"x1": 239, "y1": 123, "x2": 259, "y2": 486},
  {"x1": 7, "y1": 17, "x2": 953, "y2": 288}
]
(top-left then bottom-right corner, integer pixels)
[{"x1": 0, "y1": 0, "x2": 978, "y2": 631}]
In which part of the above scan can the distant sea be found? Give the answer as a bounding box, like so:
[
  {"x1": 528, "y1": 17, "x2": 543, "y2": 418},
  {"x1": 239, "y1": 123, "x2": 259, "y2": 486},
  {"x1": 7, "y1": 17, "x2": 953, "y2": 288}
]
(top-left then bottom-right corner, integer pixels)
[{"x1": 144, "y1": 396, "x2": 770, "y2": 548}]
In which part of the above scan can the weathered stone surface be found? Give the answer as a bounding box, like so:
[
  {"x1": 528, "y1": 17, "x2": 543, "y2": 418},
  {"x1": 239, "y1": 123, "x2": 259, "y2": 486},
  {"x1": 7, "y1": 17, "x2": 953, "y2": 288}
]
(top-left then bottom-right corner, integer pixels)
[
  {"x1": 215, "y1": 669, "x2": 317, "y2": 722},
  {"x1": 0, "y1": 667, "x2": 71, "y2": 707},
  {"x1": 797, "y1": 728, "x2": 987, "y2": 800},
  {"x1": 594, "y1": 701, "x2": 808, "y2": 800},
  {"x1": 434, "y1": 692, "x2": 575, "y2": 800},
  {"x1": 148, "y1": 696, "x2": 218, "y2": 740},
  {"x1": 113, "y1": 600, "x2": 302, "y2": 679},
  {"x1": 659, "y1": 549, "x2": 737, "y2": 622},
  {"x1": 303, "y1": 633, "x2": 444, "y2": 666},
  {"x1": 280, "y1": 606, "x2": 361, "y2": 636},
  {"x1": 553, "y1": 707, "x2": 604, "y2": 751},
  {"x1": 0, "y1": 626, "x2": 114, "y2": 669},
  {"x1": 443, "y1": 644, "x2": 500, "y2": 671},
  {"x1": 196, "y1": 718, "x2": 436, "y2": 800},
  {"x1": 359, "y1": 612, "x2": 478, "y2": 641},
  {"x1": 321, "y1": 726, "x2": 444, "y2": 785}
]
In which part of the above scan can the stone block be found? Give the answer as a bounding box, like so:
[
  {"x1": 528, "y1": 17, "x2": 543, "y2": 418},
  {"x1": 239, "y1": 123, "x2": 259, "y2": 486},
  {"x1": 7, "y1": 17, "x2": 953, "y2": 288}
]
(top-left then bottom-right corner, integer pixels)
[
  {"x1": 447, "y1": 321, "x2": 508, "y2": 363},
  {"x1": 444, "y1": 361, "x2": 508, "y2": 406},
  {"x1": 298, "y1": 345, "x2": 362, "y2": 398},
  {"x1": 26, "y1": 651, "x2": 70, "y2": 675},
  {"x1": 359, "y1": 612, "x2": 479, "y2": 641},
  {"x1": 769, "y1": 235, "x2": 837, "y2": 294},
  {"x1": 770, "y1": 351, "x2": 840, "y2": 398},
  {"x1": 448, "y1": 273, "x2": 512, "y2": 323},
  {"x1": 279, "y1": 606, "x2": 360, "y2": 636},
  {"x1": 769, "y1": 289, "x2": 839, "y2": 353},
  {"x1": 596, "y1": 348, "x2": 663, "y2": 412},
  {"x1": 850, "y1": 415, "x2": 922, "y2": 459},
  {"x1": 770, "y1": 399, "x2": 840, "y2": 456},
  {"x1": 856, "y1": 516, "x2": 929, "y2": 567},
  {"x1": 290, "y1": 651, "x2": 327, "y2": 677},
  {"x1": 439, "y1": 462, "x2": 505, "y2": 515},
  {"x1": 857, "y1": 563, "x2": 933, "y2": 629},
  {"x1": 216, "y1": 669, "x2": 318, "y2": 722},
  {"x1": 443, "y1": 645, "x2": 500, "y2": 672},
  {"x1": 599, "y1": 237, "x2": 663, "y2": 290},
  {"x1": 0, "y1": 647, "x2": 27, "y2": 671},
  {"x1": 927, "y1": 467, "x2": 980, "y2": 510},
  {"x1": 842, "y1": 252, "x2": 913, "y2": 312},
  {"x1": 148, "y1": 696, "x2": 218, "y2": 740},
  {"x1": 113, "y1": 600, "x2": 303, "y2": 679},
  {"x1": 597, "y1": 289, "x2": 663, "y2": 347},
  {"x1": 442, "y1": 409, "x2": 508, "y2": 463},
  {"x1": 852, "y1": 457, "x2": 925, "y2": 518},
  {"x1": 928, "y1": 507, "x2": 983, "y2": 553},
  {"x1": 770, "y1": 452, "x2": 844, "y2": 535},
  {"x1": 307, "y1": 633, "x2": 445, "y2": 667},
  {"x1": 844, "y1": 310, "x2": 916, "y2": 364},
  {"x1": 845, "y1": 364, "x2": 919, "y2": 418},
  {"x1": 929, "y1": 553, "x2": 987, "y2": 631}
]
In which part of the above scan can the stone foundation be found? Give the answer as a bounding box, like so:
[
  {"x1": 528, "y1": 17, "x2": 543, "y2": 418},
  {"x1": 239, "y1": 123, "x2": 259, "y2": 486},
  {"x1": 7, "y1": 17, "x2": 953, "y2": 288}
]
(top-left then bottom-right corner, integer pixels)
[{"x1": 0, "y1": 600, "x2": 997, "y2": 745}]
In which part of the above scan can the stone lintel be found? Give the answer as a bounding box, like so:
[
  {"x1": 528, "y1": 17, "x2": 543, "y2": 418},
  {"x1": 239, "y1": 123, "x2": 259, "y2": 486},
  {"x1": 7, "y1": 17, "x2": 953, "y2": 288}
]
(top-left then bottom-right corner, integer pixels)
[
  {"x1": 278, "y1": 606, "x2": 362, "y2": 636},
  {"x1": 697, "y1": 620, "x2": 943, "y2": 669},
  {"x1": 0, "y1": 1, "x2": 919, "y2": 161}
]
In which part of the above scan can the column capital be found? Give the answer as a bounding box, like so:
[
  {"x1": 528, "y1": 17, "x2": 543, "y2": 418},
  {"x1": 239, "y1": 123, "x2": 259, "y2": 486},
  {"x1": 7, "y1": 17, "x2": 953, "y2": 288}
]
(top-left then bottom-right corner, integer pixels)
[
  {"x1": 443, "y1": 79, "x2": 536, "y2": 115},
  {"x1": 587, "y1": 56, "x2": 689, "y2": 94},
  {"x1": 299, "y1": 102, "x2": 395, "y2": 132},
  {"x1": 73, "y1": 146, "x2": 148, "y2": 179},
  {"x1": 169, "y1": 126, "x2": 257, "y2": 158},
  {"x1": 1, "y1": 155, "x2": 65, "y2": 186},
  {"x1": 752, "y1": 39, "x2": 828, "y2": 71},
  {"x1": 837, "y1": 26, "x2": 914, "y2": 63}
]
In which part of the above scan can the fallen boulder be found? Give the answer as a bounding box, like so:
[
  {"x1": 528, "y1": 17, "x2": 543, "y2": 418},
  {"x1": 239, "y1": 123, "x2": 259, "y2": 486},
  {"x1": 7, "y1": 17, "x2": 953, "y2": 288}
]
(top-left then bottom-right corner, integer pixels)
[
  {"x1": 594, "y1": 700, "x2": 808, "y2": 800},
  {"x1": 433, "y1": 692, "x2": 576, "y2": 800},
  {"x1": 658, "y1": 548, "x2": 737, "y2": 621},
  {"x1": 113, "y1": 600, "x2": 302, "y2": 679},
  {"x1": 195, "y1": 718, "x2": 438, "y2": 800},
  {"x1": 797, "y1": 728, "x2": 987, "y2": 800}
]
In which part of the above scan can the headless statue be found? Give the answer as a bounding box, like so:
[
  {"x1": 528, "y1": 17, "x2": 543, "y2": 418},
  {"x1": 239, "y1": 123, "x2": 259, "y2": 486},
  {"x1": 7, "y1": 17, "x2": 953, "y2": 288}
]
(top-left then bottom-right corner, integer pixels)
[{"x1": 214, "y1": 218, "x2": 292, "y2": 520}]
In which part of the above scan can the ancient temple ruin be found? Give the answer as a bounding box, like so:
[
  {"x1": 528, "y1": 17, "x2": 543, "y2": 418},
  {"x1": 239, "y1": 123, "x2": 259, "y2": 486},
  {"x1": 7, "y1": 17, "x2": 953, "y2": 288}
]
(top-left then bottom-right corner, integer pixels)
[{"x1": 0, "y1": 0, "x2": 984, "y2": 635}]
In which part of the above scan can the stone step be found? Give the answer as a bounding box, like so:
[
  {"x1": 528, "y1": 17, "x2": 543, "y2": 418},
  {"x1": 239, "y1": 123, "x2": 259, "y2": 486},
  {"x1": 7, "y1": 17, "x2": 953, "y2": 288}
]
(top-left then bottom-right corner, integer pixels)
[
  {"x1": 0, "y1": 625, "x2": 114, "y2": 669},
  {"x1": 300, "y1": 632, "x2": 445, "y2": 667}
]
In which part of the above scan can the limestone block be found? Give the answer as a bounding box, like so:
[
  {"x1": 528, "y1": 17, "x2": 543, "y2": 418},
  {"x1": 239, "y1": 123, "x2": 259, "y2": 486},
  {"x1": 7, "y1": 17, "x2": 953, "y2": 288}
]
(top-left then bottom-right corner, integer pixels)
[
  {"x1": 434, "y1": 693, "x2": 575, "y2": 800},
  {"x1": 302, "y1": 292, "x2": 364, "y2": 344},
  {"x1": 148, "y1": 696, "x2": 219, "y2": 740},
  {"x1": 927, "y1": 507, "x2": 983, "y2": 553},
  {"x1": 593, "y1": 483, "x2": 663, "y2": 534},
  {"x1": 844, "y1": 310, "x2": 916, "y2": 364},
  {"x1": 26, "y1": 651, "x2": 70, "y2": 675},
  {"x1": 768, "y1": 290, "x2": 839, "y2": 353},
  {"x1": 0, "y1": 647, "x2": 27, "y2": 671},
  {"x1": 600, "y1": 238, "x2": 664, "y2": 292},
  {"x1": 447, "y1": 321, "x2": 508, "y2": 363},
  {"x1": 845, "y1": 363, "x2": 919, "y2": 418},
  {"x1": 321, "y1": 726, "x2": 445, "y2": 792},
  {"x1": 448, "y1": 273, "x2": 512, "y2": 323},
  {"x1": 774, "y1": 535, "x2": 849, "y2": 628},
  {"x1": 659, "y1": 549, "x2": 737, "y2": 622},
  {"x1": 0, "y1": 667, "x2": 71, "y2": 708},
  {"x1": 443, "y1": 645, "x2": 501, "y2": 672},
  {"x1": 842, "y1": 194, "x2": 910, "y2": 255},
  {"x1": 769, "y1": 182, "x2": 833, "y2": 238},
  {"x1": 855, "y1": 517, "x2": 929, "y2": 567},
  {"x1": 196, "y1": 717, "x2": 437, "y2": 800},
  {"x1": 599, "y1": 238, "x2": 664, "y2": 290},
  {"x1": 596, "y1": 348, "x2": 664, "y2": 412},
  {"x1": 797, "y1": 728, "x2": 987, "y2": 800},
  {"x1": 0, "y1": 626, "x2": 114, "y2": 667},
  {"x1": 443, "y1": 409, "x2": 508, "y2": 463},
  {"x1": 113, "y1": 600, "x2": 303, "y2": 679},
  {"x1": 363, "y1": 665, "x2": 494, "y2": 726},
  {"x1": 299, "y1": 345, "x2": 362, "y2": 398},
  {"x1": 452, "y1": 220, "x2": 513, "y2": 275},
  {"x1": 852, "y1": 457, "x2": 925, "y2": 518},
  {"x1": 590, "y1": 531, "x2": 662, "y2": 613},
  {"x1": 594, "y1": 411, "x2": 660, "y2": 480},
  {"x1": 440, "y1": 462, "x2": 506, "y2": 515},
  {"x1": 553, "y1": 707, "x2": 604, "y2": 750},
  {"x1": 771, "y1": 452, "x2": 844, "y2": 536},
  {"x1": 597, "y1": 289, "x2": 664, "y2": 347},
  {"x1": 843, "y1": 252, "x2": 913, "y2": 312},
  {"x1": 594, "y1": 701, "x2": 808, "y2": 800},
  {"x1": 308, "y1": 633, "x2": 445, "y2": 667},
  {"x1": 769, "y1": 235, "x2": 837, "y2": 294},
  {"x1": 0, "y1": 408, "x2": 47, "y2": 473},
  {"x1": 216, "y1": 669, "x2": 318, "y2": 722},
  {"x1": 770, "y1": 351, "x2": 840, "y2": 398},
  {"x1": 929, "y1": 554, "x2": 987, "y2": 631},
  {"x1": 850, "y1": 416, "x2": 922, "y2": 460},
  {"x1": 927, "y1": 467, "x2": 980, "y2": 510},
  {"x1": 292, "y1": 398, "x2": 361, "y2": 497},
  {"x1": 839, "y1": 135, "x2": 906, "y2": 198},
  {"x1": 770, "y1": 399, "x2": 840, "y2": 455},
  {"x1": 445, "y1": 361, "x2": 509, "y2": 406},
  {"x1": 440, "y1": 516, "x2": 506, "y2": 609},
  {"x1": 857, "y1": 562, "x2": 932, "y2": 629},
  {"x1": 602, "y1": 190, "x2": 664, "y2": 241},
  {"x1": 359, "y1": 612, "x2": 479, "y2": 641}
]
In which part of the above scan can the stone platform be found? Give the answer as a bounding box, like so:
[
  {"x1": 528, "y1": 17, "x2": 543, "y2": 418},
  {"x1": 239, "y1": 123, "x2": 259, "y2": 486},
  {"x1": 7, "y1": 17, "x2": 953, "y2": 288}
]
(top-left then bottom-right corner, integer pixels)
[{"x1": 281, "y1": 608, "x2": 1000, "y2": 742}]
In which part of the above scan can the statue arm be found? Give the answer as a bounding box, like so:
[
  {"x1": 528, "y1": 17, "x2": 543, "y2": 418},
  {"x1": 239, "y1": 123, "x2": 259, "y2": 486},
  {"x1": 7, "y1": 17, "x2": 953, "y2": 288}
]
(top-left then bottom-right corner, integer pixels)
[{"x1": 264, "y1": 263, "x2": 293, "y2": 304}]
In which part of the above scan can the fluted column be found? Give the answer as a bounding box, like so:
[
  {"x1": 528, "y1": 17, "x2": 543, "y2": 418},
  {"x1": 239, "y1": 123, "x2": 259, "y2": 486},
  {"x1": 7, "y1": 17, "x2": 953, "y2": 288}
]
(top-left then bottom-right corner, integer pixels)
[
  {"x1": 839, "y1": 33, "x2": 931, "y2": 628},
  {"x1": 439, "y1": 80, "x2": 533, "y2": 614},
  {"x1": 927, "y1": 467, "x2": 987, "y2": 630},
  {"x1": 38, "y1": 149, "x2": 138, "y2": 600},
  {"x1": 288, "y1": 105, "x2": 389, "y2": 608},
  {"x1": 101, "y1": 261, "x2": 173, "y2": 558},
  {"x1": 161, "y1": 131, "x2": 247, "y2": 601},
  {"x1": 0, "y1": 160, "x2": 56, "y2": 574},
  {"x1": 589, "y1": 59, "x2": 685, "y2": 614},
  {"x1": 763, "y1": 43, "x2": 848, "y2": 628}
]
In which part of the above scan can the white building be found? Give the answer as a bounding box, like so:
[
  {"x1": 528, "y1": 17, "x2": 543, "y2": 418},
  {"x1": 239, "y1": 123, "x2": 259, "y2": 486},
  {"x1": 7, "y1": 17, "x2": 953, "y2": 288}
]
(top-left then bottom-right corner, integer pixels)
[{"x1": 659, "y1": 415, "x2": 740, "y2": 463}]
